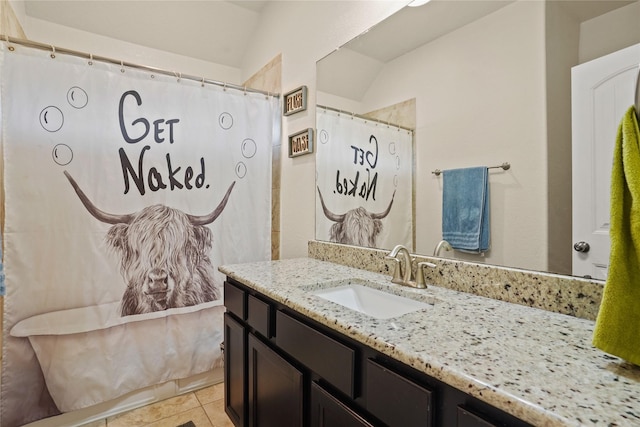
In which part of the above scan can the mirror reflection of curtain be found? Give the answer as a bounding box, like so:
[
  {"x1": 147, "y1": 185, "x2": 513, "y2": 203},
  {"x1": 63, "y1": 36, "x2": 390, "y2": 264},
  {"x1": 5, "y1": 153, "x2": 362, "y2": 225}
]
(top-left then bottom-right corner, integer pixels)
[{"x1": 316, "y1": 108, "x2": 412, "y2": 250}]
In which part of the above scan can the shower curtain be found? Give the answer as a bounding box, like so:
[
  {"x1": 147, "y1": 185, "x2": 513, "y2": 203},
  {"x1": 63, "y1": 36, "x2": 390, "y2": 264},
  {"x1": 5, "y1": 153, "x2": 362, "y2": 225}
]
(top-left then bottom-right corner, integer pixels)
[
  {"x1": 0, "y1": 43, "x2": 278, "y2": 426},
  {"x1": 316, "y1": 109, "x2": 413, "y2": 250}
]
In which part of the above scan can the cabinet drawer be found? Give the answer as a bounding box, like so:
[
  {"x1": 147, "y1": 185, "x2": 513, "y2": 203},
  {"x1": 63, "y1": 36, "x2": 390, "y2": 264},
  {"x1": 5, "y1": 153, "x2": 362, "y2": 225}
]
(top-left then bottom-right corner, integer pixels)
[
  {"x1": 366, "y1": 359, "x2": 433, "y2": 427},
  {"x1": 457, "y1": 406, "x2": 498, "y2": 427},
  {"x1": 276, "y1": 310, "x2": 356, "y2": 398},
  {"x1": 224, "y1": 280, "x2": 246, "y2": 320},
  {"x1": 247, "y1": 294, "x2": 273, "y2": 338}
]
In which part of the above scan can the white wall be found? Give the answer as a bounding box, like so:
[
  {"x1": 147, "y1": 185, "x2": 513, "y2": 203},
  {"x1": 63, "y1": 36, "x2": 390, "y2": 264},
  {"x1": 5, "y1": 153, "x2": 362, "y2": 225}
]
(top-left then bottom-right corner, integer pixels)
[
  {"x1": 579, "y1": 1, "x2": 640, "y2": 63},
  {"x1": 419, "y1": 1, "x2": 547, "y2": 270},
  {"x1": 545, "y1": 1, "x2": 580, "y2": 274},
  {"x1": 22, "y1": 17, "x2": 242, "y2": 83}
]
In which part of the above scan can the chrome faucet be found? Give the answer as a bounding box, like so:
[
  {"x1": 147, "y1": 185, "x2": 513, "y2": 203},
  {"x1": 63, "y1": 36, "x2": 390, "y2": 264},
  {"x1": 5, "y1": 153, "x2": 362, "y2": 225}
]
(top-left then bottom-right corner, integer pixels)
[{"x1": 385, "y1": 245, "x2": 436, "y2": 289}]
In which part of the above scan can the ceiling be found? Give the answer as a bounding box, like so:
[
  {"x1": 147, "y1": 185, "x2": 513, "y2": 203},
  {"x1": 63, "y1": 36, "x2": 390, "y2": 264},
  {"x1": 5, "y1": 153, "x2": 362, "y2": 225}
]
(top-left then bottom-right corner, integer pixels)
[
  {"x1": 346, "y1": 1, "x2": 514, "y2": 63},
  {"x1": 23, "y1": 0, "x2": 635, "y2": 74},
  {"x1": 317, "y1": 0, "x2": 635, "y2": 101},
  {"x1": 23, "y1": 1, "x2": 269, "y2": 68},
  {"x1": 330, "y1": 0, "x2": 634, "y2": 64}
]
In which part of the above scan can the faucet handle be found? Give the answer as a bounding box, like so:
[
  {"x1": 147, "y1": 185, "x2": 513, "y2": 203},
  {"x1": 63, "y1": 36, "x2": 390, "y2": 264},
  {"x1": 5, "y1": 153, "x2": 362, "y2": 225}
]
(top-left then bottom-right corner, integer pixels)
[
  {"x1": 416, "y1": 261, "x2": 437, "y2": 289},
  {"x1": 385, "y1": 256, "x2": 404, "y2": 285}
]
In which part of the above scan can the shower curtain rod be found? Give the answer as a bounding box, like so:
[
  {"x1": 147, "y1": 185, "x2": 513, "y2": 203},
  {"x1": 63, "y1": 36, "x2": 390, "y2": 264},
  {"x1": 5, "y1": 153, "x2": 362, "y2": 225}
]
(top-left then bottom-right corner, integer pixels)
[
  {"x1": 317, "y1": 104, "x2": 413, "y2": 133},
  {"x1": 0, "y1": 35, "x2": 279, "y2": 98}
]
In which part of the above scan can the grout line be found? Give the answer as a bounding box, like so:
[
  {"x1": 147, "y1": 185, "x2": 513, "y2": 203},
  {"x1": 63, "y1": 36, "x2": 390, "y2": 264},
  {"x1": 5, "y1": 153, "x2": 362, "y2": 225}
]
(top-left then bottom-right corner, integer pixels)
[{"x1": 103, "y1": 386, "x2": 230, "y2": 427}]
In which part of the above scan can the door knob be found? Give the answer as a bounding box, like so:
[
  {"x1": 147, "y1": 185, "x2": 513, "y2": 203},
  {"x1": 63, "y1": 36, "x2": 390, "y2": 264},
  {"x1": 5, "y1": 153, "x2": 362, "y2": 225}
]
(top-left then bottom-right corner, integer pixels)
[{"x1": 573, "y1": 241, "x2": 590, "y2": 253}]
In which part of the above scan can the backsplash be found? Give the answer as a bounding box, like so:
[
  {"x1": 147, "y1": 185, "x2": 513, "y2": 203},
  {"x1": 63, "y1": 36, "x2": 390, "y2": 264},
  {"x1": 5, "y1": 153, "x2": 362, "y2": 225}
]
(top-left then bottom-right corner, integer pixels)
[{"x1": 308, "y1": 240, "x2": 603, "y2": 321}]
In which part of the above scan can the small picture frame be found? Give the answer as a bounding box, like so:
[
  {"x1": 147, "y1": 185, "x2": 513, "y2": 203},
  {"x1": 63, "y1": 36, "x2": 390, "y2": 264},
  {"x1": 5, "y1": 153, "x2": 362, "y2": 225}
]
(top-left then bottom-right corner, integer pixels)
[
  {"x1": 288, "y1": 128, "x2": 314, "y2": 158},
  {"x1": 283, "y1": 86, "x2": 308, "y2": 116}
]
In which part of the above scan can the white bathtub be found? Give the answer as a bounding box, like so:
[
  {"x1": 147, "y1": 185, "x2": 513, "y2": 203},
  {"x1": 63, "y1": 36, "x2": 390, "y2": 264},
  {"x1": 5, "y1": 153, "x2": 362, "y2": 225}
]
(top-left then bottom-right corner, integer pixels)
[{"x1": 10, "y1": 300, "x2": 225, "y2": 413}]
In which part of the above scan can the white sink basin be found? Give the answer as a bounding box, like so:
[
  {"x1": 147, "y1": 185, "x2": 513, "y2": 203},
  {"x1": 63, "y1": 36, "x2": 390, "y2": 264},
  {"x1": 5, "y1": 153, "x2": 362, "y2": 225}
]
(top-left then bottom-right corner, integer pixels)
[{"x1": 311, "y1": 280, "x2": 433, "y2": 319}]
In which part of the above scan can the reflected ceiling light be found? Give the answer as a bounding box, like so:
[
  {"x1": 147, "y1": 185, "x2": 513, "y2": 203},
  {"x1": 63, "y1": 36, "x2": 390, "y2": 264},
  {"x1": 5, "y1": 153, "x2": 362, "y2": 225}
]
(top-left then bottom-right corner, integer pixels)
[{"x1": 408, "y1": 0, "x2": 432, "y2": 6}]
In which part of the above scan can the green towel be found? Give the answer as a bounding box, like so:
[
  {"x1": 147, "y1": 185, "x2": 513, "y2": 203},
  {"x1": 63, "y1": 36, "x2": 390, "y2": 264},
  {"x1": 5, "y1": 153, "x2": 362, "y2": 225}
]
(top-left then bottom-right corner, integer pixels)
[{"x1": 593, "y1": 106, "x2": 640, "y2": 365}]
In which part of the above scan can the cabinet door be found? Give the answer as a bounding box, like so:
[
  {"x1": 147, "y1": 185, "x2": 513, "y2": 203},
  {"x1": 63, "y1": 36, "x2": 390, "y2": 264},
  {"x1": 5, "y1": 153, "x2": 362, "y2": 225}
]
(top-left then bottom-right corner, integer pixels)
[
  {"x1": 248, "y1": 333, "x2": 303, "y2": 427},
  {"x1": 224, "y1": 313, "x2": 247, "y2": 427},
  {"x1": 310, "y1": 382, "x2": 375, "y2": 427}
]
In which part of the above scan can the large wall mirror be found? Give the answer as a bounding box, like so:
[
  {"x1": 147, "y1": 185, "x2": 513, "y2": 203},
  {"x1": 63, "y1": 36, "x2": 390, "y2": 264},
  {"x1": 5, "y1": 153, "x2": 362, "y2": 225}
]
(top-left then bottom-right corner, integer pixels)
[{"x1": 316, "y1": 0, "x2": 640, "y2": 278}]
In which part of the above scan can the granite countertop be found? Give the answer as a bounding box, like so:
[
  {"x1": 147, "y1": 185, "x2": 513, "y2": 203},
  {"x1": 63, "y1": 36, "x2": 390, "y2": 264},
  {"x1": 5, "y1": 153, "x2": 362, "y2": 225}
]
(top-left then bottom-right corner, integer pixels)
[{"x1": 219, "y1": 258, "x2": 640, "y2": 427}]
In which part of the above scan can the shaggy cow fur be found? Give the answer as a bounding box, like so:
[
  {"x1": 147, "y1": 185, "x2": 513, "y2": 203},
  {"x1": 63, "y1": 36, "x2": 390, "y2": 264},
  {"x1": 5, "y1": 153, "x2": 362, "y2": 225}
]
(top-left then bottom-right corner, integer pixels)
[
  {"x1": 107, "y1": 205, "x2": 221, "y2": 316},
  {"x1": 63, "y1": 171, "x2": 234, "y2": 317},
  {"x1": 329, "y1": 206, "x2": 383, "y2": 248},
  {"x1": 317, "y1": 186, "x2": 395, "y2": 249}
]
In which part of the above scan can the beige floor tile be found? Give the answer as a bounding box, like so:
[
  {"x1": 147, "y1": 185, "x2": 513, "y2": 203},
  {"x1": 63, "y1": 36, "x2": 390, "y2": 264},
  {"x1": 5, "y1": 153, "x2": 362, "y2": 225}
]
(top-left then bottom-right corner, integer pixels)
[
  {"x1": 106, "y1": 393, "x2": 201, "y2": 427},
  {"x1": 202, "y1": 399, "x2": 234, "y2": 427},
  {"x1": 194, "y1": 383, "x2": 224, "y2": 405},
  {"x1": 144, "y1": 406, "x2": 213, "y2": 427}
]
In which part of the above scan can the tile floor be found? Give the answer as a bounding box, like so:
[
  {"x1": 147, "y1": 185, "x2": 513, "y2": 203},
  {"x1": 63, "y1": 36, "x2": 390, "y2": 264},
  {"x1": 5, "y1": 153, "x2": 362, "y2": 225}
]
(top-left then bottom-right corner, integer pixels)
[{"x1": 85, "y1": 383, "x2": 234, "y2": 427}]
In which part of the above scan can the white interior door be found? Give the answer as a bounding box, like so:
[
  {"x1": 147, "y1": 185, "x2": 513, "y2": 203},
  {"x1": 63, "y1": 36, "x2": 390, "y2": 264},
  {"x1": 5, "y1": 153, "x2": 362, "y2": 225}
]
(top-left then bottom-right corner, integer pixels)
[{"x1": 571, "y1": 43, "x2": 640, "y2": 279}]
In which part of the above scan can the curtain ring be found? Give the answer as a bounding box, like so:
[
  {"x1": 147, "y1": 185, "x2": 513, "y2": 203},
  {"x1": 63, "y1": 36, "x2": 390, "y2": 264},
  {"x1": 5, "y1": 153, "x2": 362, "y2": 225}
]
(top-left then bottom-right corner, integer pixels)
[
  {"x1": 223, "y1": 82, "x2": 227, "y2": 91},
  {"x1": 50, "y1": 45, "x2": 56, "y2": 59},
  {"x1": 120, "y1": 60, "x2": 125, "y2": 73},
  {"x1": 244, "y1": 86, "x2": 247, "y2": 96},
  {"x1": 5, "y1": 35, "x2": 14, "y2": 51},
  {"x1": 201, "y1": 77, "x2": 205, "y2": 87},
  {"x1": 88, "y1": 53, "x2": 93, "y2": 65}
]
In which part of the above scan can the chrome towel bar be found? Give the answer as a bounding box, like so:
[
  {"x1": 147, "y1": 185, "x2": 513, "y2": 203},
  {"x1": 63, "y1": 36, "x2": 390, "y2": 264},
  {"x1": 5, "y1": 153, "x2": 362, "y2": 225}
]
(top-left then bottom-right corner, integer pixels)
[{"x1": 432, "y1": 162, "x2": 510, "y2": 176}]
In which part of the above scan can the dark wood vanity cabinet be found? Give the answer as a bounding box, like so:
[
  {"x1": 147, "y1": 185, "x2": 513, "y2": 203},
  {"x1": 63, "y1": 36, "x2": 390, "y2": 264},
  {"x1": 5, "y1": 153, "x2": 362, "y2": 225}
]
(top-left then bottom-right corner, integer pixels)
[
  {"x1": 223, "y1": 277, "x2": 532, "y2": 427},
  {"x1": 224, "y1": 280, "x2": 303, "y2": 427}
]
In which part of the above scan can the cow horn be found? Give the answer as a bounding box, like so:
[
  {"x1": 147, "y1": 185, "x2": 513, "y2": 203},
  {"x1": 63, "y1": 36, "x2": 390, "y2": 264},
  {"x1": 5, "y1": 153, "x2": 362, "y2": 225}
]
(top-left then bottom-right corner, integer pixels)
[
  {"x1": 64, "y1": 171, "x2": 134, "y2": 224},
  {"x1": 370, "y1": 190, "x2": 396, "y2": 220},
  {"x1": 187, "y1": 181, "x2": 236, "y2": 226},
  {"x1": 317, "y1": 186, "x2": 345, "y2": 222}
]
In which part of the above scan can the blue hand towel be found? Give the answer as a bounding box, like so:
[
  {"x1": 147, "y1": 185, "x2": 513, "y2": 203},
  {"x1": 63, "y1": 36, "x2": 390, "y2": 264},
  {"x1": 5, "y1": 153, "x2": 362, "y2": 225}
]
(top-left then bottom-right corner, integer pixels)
[{"x1": 442, "y1": 166, "x2": 490, "y2": 253}]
